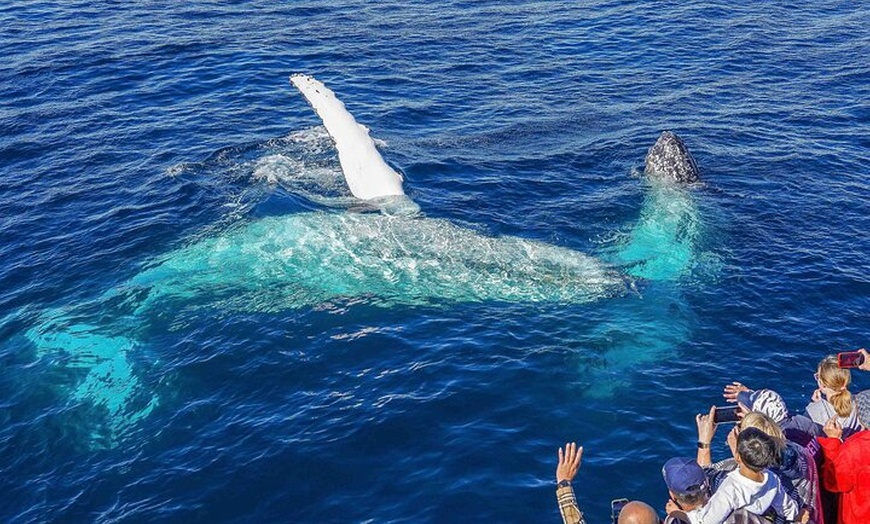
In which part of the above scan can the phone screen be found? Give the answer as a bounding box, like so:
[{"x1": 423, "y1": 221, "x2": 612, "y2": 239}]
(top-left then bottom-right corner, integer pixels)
[
  {"x1": 837, "y1": 351, "x2": 865, "y2": 369},
  {"x1": 713, "y1": 405, "x2": 741, "y2": 424},
  {"x1": 611, "y1": 498, "x2": 629, "y2": 524}
]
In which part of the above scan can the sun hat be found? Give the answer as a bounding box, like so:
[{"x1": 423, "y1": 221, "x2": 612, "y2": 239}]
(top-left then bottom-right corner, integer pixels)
[
  {"x1": 736, "y1": 389, "x2": 788, "y2": 424},
  {"x1": 662, "y1": 457, "x2": 707, "y2": 496}
]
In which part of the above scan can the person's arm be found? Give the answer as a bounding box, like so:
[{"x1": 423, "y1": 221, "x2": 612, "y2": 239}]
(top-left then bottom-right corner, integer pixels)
[
  {"x1": 555, "y1": 442, "x2": 587, "y2": 524},
  {"x1": 688, "y1": 478, "x2": 737, "y2": 524},
  {"x1": 770, "y1": 475, "x2": 801, "y2": 522},
  {"x1": 696, "y1": 406, "x2": 717, "y2": 466},
  {"x1": 816, "y1": 417, "x2": 857, "y2": 494},
  {"x1": 556, "y1": 484, "x2": 585, "y2": 524}
]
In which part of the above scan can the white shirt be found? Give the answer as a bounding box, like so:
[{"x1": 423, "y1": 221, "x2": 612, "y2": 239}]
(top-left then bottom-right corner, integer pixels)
[{"x1": 687, "y1": 469, "x2": 799, "y2": 524}]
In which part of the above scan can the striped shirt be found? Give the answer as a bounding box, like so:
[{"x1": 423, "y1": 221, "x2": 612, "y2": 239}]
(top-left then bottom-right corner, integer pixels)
[{"x1": 556, "y1": 484, "x2": 587, "y2": 524}]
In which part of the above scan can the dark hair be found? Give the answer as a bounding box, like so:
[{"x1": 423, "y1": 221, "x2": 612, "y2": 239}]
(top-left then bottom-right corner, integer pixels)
[
  {"x1": 672, "y1": 489, "x2": 708, "y2": 508},
  {"x1": 737, "y1": 427, "x2": 778, "y2": 472}
]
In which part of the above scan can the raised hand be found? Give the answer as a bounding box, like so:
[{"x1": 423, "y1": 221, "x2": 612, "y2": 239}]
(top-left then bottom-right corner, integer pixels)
[
  {"x1": 556, "y1": 442, "x2": 583, "y2": 483},
  {"x1": 723, "y1": 381, "x2": 750, "y2": 403}
]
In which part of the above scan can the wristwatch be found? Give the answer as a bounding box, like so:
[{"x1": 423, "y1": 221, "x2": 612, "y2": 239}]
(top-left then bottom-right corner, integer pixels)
[
  {"x1": 556, "y1": 479, "x2": 572, "y2": 488},
  {"x1": 697, "y1": 441, "x2": 710, "y2": 449}
]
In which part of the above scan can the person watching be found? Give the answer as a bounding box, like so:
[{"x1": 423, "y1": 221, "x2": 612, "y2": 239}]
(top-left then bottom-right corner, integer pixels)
[
  {"x1": 663, "y1": 457, "x2": 709, "y2": 516},
  {"x1": 555, "y1": 442, "x2": 587, "y2": 524},
  {"x1": 661, "y1": 456, "x2": 769, "y2": 524},
  {"x1": 816, "y1": 390, "x2": 870, "y2": 524},
  {"x1": 721, "y1": 385, "x2": 826, "y2": 523},
  {"x1": 693, "y1": 412, "x2": 800, "y2": 524},
  {"x1": 618, "y1": 501, "x2": 661, "y2": 524},
  {"x1": 554, "y1": 442, "x2": 660, "y2": 524},
  {"x1": 739, "y1": 411, "x2": 821, "y2": 524},
  {"x1": 806, "y1": 356, "x2": 861, "y2": 439},
  {"x1": 722, "y1": 384, "x2": 821, "y2": 448}
]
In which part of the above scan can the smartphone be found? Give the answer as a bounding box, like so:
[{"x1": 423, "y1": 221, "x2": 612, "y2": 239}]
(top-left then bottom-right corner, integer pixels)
[
  {"x1": 712, "y1": 405, "x2": 741, "y2": 424},
  {"x1": 611, "y1": 498, "x2": 629, "y2": 524},
  {"x1": 837, "y1": 351, "x2": 865, "y2": 369}
]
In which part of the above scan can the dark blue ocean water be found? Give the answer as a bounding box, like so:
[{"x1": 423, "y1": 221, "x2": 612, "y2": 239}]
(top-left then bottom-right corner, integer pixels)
[{"x1": 1, "y1": 1, "x2": 868, "y2": 522}]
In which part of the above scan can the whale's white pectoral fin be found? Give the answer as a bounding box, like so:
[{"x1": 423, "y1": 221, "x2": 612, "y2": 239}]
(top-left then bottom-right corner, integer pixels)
[{"x1": 290, "y1": 74, "x2": 405, "y2": 200}]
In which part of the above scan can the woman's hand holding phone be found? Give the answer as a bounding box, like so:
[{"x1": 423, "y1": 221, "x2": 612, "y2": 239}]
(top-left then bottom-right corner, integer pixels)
[{"x1": 859, "y1": 348, "x2": 870, "y2": 371}]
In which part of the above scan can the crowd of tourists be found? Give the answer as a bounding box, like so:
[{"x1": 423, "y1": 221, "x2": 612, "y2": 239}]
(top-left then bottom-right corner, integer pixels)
[{"x1": 554, "y1": 349, "x2": 870, "y2": 524}]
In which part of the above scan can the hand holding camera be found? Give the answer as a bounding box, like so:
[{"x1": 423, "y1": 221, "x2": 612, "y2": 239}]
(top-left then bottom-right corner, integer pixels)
[
  {"x1": 696, "y1": 405, "x2": 717, "y2": 446},
  {"x1": 837, "y1": 350, "x2": 865, "y2": 369}
]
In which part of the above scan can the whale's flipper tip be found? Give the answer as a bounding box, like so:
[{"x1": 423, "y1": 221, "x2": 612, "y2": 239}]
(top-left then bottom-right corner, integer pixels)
[
  {"x1": 290, "y1": 73, "x2": 312, "y2": 87},
  {"x1": 644, "y1": 131, "x2": 700, "y2": 185},
  {"x1": 288, "y1": 73, "x2": 408, "y2": 202}
]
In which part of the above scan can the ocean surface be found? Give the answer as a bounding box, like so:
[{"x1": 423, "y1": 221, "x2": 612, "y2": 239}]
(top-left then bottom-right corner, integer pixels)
[{"x1": 1, "y1": 1, "x2": 868, "y2": 522}]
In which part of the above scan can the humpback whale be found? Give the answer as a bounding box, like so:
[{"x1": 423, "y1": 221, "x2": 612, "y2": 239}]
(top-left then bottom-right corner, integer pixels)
[
  {"x1": 23, "y1": 74, "x2": 705, "y2": 445},
  {"x1": 616, "y1": 130, "x2": 701, "y2": 281},
  {"x1": 645, "y1": 131, "x2": 700, "y2": 184}
]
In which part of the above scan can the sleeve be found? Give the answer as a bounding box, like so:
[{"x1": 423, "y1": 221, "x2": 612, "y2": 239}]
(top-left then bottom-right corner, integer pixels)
[
  {"x1": 817, "y1": 436, "x2": 857, "y2": 493},
  {"x1": 689, "y1": 481, "x2": 737, "y2": 524},
  {"x1": 703, "y1": 459, "x2": 736, "y2": 494},
  {"x1": 770, "y1": 476, "x2": 799, "y2": 521},
  {"x1": 556, "y1": 484, "x2": 587, "y2": 524}
]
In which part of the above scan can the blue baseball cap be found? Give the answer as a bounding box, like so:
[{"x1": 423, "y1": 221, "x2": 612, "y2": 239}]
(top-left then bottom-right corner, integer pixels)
[{"x1": 662, "y1": 457, "x2": 707, "y2": 496}]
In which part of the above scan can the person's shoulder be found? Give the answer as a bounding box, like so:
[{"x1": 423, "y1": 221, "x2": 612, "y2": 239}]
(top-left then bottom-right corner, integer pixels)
[
  {"x1": 804, "y1": 399, "x2": 830, "y2": 418},
  {"x1": 756, "y1": 470, "x2": 791, "y2": 500},
  {"x1": 720, "y1": 469, "x2": 752, "y2": 491},
  {"x1": 782, "y1": 417, "x2": 821, "y2": 448},
  {"x1": 784, "y1": 412, "x2": 819, "y2": 430},
  {"x1": 770, "y1": 469, "x2": 787, "y2": 487},
  {"x1": 778, "y1": 441, "x2": 807, "y2": 474},
  {"x1": 843, "y1": 430, "x2": 870, "y2": 449}
]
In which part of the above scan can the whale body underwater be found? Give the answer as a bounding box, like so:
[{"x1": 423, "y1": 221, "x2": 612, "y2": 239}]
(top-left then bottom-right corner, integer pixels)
[{"x1": 25, "y1": 74, "x2": 705, "y2": 445}]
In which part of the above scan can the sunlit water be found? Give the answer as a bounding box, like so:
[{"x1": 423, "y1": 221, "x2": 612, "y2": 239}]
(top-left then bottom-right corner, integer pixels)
[{"x1": 1, "y1": 2, "x2": 868, "y2": 522}]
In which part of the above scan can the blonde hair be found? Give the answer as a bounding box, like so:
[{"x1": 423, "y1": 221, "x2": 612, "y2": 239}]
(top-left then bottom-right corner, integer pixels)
[
  {"x1": 740, "y1": 411, "x2": 785, "y2": 457},
  {"x1": 818, "y1": 355, "x2": 854, "y2": 418}
]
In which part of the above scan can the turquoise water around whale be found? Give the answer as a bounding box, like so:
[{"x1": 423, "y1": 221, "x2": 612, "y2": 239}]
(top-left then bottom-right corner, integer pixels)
[{"x1": 1, "y1": 1, "x2": 868, "y2": 522}]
